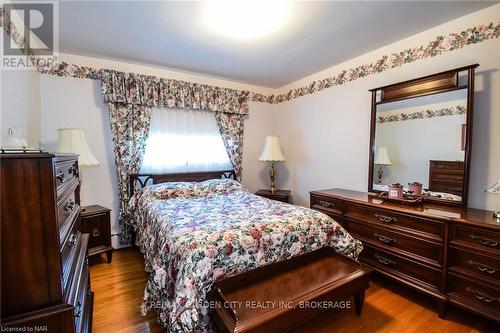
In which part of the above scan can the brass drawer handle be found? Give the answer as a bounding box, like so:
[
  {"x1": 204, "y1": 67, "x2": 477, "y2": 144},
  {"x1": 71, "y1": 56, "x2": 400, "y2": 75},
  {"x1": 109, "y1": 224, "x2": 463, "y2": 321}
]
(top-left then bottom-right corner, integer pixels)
[
  {"x1": 319, "y1": 200, "x2": 333, "y2": 208},
  {"x1": 68, "y1": 233, "x2": 77, "y2": 246},
  {"x1": 466, "y1": 287, "x2": 497, "y2": 304},
  {"x1": 92, "y1": 227, "x2": 101, "y2": 237},
  {"x1": 74, "y1": 300, "x2": 82, "y2": 317},
  {"x1": 374, "y1": 233, "x2": 395, "y2": 245},
  {"x1": 56, "y1": 170, "x2": 65, "y2": 183},
  {"x1": 64, "y1": 199, "x2": 75, "y2": 211},
  {"x1": 467, "y1": 259, "x2": 497, "y2": 274},
  {"x1": 375, "y1": 213, "x2": 397, "y2": 224},
  {"x1": 374, "y1": 254, "x2": 396, "y2": 266},
  {"x1": 470, "y1": 234, "x2": 498, "y2": 248}
]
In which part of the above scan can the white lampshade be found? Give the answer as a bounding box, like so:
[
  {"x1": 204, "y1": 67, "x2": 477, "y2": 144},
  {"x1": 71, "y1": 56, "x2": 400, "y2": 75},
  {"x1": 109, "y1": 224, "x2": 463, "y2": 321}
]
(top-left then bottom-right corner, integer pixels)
[
  {"x1": 258, "y1": 135, "x2": 285, "y2": 162},
  {"x1": 374, "y1": 147, "x2": 392, "y2": 166},
  {"x1": 57, "y1": 128, "x2": 99, "y2": 166}
]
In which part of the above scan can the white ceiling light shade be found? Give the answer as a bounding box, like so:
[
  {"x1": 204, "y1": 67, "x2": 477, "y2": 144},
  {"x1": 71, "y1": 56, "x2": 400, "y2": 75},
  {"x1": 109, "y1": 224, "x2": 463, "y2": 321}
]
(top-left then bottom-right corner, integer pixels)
[{"x1": 204, "y1": 0, "x2": 290, "y2": 40}]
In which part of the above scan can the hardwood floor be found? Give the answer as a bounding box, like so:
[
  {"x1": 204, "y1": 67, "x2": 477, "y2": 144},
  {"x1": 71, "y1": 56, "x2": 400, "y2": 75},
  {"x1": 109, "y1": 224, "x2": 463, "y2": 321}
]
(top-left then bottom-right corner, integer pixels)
[{"x1": 90, "y1": 249, "x2": 497, "y2": 333}]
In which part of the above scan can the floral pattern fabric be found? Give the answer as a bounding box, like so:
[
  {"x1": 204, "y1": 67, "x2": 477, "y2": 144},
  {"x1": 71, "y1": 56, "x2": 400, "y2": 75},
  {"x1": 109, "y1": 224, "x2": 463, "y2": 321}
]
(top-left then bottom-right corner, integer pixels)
[
  {"x1": 129, "y1": 179, "x2": 362, "y2": 332},
  {"x1": 259, "y1": 22, "x2": 499, "y2": 104},
  {"x1": 36, "y1": 61, "x2": 101, "y2": 80},
  {"x1": 215, "y1": 113, "x2": 245, "y2": 180},
  {"x1": 108, "y1": 103, "x2": 152, "y2": 244},
  {"x1": 377, "y1": 105, "x2": 466, "y2": 123},
  {"x1": 101, "y1": 69, "x2": 250, "y2": 115}
]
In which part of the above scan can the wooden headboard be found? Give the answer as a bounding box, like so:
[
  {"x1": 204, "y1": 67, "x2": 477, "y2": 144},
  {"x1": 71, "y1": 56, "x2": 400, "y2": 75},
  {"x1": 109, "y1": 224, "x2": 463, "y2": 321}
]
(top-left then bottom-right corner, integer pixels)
[{"x1": 129, "y1": 170, "x2": 236, "y2": 197}]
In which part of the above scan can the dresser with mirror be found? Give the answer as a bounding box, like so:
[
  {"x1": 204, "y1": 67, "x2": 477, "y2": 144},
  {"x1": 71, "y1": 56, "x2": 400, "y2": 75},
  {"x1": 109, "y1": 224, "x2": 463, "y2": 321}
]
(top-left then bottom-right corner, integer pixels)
[{"x1": 310, "y1": 64, "x2": 499, "y2": 323}]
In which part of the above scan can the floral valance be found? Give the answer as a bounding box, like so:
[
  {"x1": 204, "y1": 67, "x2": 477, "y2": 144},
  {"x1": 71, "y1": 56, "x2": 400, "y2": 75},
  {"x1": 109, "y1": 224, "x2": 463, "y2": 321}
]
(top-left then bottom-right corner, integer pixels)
[{"x1": 101, "y1": 69, "x2": 250, "y2": 115}]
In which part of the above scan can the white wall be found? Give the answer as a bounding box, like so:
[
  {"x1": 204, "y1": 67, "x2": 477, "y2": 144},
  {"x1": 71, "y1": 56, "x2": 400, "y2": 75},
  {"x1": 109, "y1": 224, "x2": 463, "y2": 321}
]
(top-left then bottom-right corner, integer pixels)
[
  {"x1": 1, "y1": 69, "x2": 41, "y2": 148},
  {"x1": 274, "y1": 6, "x2": 500, "y2": 211}
]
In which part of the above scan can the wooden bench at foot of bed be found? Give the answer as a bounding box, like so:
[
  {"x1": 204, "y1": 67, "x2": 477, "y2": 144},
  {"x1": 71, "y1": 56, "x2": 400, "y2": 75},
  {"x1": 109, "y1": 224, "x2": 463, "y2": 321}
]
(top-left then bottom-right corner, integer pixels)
[{"x1": 207, "y1": 247, "x2": 371, "y2": 333}]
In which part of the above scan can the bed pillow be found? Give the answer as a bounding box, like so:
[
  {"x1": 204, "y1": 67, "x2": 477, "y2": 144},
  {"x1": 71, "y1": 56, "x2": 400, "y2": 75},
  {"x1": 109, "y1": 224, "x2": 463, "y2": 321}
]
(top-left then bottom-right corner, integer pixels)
[{"x1": 197, "y1": 178, "x2": 246, "y2": 195}]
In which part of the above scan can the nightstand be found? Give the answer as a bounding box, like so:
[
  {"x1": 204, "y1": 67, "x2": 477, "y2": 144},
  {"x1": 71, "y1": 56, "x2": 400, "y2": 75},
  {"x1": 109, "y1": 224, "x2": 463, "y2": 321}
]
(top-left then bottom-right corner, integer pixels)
[
  {"x1": 255, "y1": 189, "x2": 292, "y2": 204},
  {"x1": 81, "y1": 205, "x2": 114, "y2": 263}
]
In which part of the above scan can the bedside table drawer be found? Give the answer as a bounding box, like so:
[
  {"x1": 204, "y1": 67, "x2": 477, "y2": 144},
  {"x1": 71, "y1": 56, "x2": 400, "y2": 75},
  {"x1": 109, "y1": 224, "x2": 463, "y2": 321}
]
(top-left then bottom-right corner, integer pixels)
[{"x1": 82, "y1": 213, "x2": 109, "y2": 249}]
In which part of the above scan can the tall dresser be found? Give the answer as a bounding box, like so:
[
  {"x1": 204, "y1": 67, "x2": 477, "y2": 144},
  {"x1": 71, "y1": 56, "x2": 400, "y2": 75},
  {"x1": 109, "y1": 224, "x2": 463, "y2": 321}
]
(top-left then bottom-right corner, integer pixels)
[
  {"x1": 310, "y1": 188, "x2": 499, "y2": 323},
  {"x1": 0, "y1": 152, "x2": 93, "y2": 332}
]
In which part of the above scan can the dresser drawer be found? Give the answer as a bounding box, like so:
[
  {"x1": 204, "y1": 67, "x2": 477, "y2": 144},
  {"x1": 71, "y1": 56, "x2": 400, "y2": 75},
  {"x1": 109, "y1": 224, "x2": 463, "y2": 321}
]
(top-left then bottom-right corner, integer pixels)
[
  {"x1": 430, "y1": 161, "x2": 464, "y2": 172},
  {"x1": 82, "y1": 212, "x2": 110, "y2": 249},
  {"x1": 61, "y1": 221, "x2": 82, "y2": 292},
  {"x1": 449, "y1": 247, "x2": 500, "y2": 282},
  {"x1": 58, "y1": 189, "x2": 80, "y2": 249},
  {"x1": 348, "y1": 221, "x2": 442, "y2": 265},
  {"x1": 310, "y1": 194, "x2": 345, "y2": 217},
  {"x1": 345, "y1": 204, "x2": 443, "y2": 239},
  {"x1": 451, "y1": 225, "x2": 500, "y2": 254},
  {"x1": 448, "y1": 273, "x2": 500, "y2": 313},
  {"x1": 428, "y1": 181, "x2": 463, "y2": 194},
  {"x1": 429, "y1": 173, "x2": 464, "y2": 183},
  {"x1": 360, "y1": 245, "x2": 441, "y2": 288},
  {"x1": 55, "y1": 158, "x2": 79, "y2": 194}
]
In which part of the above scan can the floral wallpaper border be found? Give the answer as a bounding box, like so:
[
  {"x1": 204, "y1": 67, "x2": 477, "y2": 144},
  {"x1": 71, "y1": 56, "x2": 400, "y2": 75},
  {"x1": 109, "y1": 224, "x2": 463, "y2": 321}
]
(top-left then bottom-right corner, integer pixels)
[
  {"x1": 263, "y1": 21, "x2": 499, "y2": 104},
  {"x1": 0, "y1": 6, "x2": 34, "y2": 57},
  {"x1": 377, "y1": 105, "x2": 466, "y2": 123},
  {"x1": 1, "y1": 5, "x2": 498, "y2": 105}
]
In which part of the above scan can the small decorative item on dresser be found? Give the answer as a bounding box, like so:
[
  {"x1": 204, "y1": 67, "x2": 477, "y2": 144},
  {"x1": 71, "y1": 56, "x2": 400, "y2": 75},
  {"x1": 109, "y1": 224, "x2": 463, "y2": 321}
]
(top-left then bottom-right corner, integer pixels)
[
  {"x1": 81, "y1": 205, "x2": 114, "y2": 263},
  {"x1": 388, "y1": 183, "x2": 403, "y2": 199},
  {"x1": 486, "y1": 178, "x2": 500, "y2": 221},
  {"x1": 408, "y1": 182, "x2": 423, "y2": 196},
  {"x1": 255, "y1": 189, "x2": 292, "y2": 204},
  {"x1": 258, "y1": 135, "x2": 286, "y2": 193}
]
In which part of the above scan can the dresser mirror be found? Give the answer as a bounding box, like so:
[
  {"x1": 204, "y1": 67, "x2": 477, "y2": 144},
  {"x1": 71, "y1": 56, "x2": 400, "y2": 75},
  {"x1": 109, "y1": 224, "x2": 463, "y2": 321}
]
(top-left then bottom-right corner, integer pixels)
[{"x1": 368, "y1": 64, "x2": 478, "y2": 206}]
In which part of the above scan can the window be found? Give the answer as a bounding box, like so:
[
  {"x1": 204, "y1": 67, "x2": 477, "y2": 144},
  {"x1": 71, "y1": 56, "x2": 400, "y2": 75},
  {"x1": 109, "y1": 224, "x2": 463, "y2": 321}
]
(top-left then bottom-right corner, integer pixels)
[{"x1": 140, "y1": 108, "x2": 232, "y2": 173}]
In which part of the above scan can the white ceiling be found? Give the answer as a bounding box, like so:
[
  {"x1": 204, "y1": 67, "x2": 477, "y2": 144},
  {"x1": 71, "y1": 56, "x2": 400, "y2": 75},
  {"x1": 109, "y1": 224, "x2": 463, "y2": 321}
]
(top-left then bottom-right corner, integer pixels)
[{"x1": 59, "y1": 1, "x2": 496, "y2": 88}]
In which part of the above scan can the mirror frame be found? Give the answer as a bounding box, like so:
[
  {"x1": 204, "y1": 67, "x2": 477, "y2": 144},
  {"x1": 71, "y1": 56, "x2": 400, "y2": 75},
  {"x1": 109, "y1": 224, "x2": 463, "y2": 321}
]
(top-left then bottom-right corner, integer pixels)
[{"x1": 367, "y1": 64, "x2": 479, "y2": 206}]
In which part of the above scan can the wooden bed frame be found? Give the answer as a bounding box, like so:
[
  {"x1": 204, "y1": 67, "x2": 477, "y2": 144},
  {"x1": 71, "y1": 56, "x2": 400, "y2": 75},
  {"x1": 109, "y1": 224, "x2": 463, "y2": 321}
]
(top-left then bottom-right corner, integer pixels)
[{"x1": 128, "y1": 170, "x2": 236, "y2": 246}]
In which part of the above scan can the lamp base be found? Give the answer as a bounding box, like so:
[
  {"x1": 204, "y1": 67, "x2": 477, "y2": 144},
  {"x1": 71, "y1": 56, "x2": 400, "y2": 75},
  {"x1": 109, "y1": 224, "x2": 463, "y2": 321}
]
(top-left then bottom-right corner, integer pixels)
[
  {"x1": 377, "y1": 165, "x2": 384, "y2": 184},
  {"x1": 270, "y1": 162, "x2": 277, "y2": 194}
]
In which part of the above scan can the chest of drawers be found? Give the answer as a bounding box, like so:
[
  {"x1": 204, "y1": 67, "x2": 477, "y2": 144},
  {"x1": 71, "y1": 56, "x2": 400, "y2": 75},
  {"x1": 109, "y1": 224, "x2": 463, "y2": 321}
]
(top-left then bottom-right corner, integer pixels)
[
  {"x1": 1, "y1": 152, "x2": 93, "y2": 332},
  {"x1": 310, "y1": 188, "x2": 499, "y2": 323},
  {"x1": 428, "y1": 160, "x2": 465, "y2": 196}
]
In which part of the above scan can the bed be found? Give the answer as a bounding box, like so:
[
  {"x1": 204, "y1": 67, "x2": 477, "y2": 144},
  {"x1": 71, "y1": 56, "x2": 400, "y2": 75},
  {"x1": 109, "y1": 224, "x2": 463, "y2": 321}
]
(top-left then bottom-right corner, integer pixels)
[{"x1": 128, "y1": 171, "x2": 363, "y2": 332}]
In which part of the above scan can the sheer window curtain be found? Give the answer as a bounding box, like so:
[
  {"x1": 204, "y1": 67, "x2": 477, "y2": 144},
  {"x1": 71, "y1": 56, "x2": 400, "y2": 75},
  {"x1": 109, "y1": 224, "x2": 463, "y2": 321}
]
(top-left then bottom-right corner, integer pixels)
[{"x1": 140, "y1": 108, "x2": 233, "y2": 173}]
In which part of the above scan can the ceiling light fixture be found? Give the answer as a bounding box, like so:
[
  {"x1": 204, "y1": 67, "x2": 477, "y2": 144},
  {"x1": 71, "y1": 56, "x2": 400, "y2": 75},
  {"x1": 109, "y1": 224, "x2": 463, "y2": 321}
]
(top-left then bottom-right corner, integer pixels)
[{"x1": 204, "y1": 0, "x2": 290, "y2": 40}]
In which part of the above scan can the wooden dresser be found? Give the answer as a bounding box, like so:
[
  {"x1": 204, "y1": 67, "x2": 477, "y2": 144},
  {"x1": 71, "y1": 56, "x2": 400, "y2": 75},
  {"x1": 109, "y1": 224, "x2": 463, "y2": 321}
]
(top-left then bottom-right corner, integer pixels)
[
  {"x1": 310, "y1": 188, "x2": 499, "y2": 323},
  {"x1": 428, "y1": 160, "x2": 465, "y2": 196},
  {"x1": 1, "y1": 152, "x2": 93, "y2": 332}
]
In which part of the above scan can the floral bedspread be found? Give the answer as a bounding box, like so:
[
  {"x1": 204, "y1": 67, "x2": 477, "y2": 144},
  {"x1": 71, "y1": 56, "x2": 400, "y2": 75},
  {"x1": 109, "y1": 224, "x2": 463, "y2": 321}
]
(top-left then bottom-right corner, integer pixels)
[{"x1": 129, "y1": 179, "x2": 362, "y2": 332}]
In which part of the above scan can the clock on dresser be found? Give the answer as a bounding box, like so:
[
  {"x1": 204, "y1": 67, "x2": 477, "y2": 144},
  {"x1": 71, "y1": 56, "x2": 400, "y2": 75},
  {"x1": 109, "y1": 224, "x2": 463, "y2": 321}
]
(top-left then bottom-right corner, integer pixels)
[{"x1": 81, "y1": 205, "x2": 114, "y2": 263}]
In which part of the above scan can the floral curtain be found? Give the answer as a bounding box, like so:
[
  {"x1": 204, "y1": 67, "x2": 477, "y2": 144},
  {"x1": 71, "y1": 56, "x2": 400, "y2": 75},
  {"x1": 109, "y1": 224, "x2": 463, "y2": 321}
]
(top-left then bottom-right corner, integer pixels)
[
  {"x1": 102, "y1": 69, "x2": 249, "y2": 244},
  {"x1": 107, "y1": 103, "x2": 152, "y2": 244},
  {"x1": 215, "y1": 113, "x2": 245, "y2": 180},
  {"x1": 101, "y1": 69, "x2": 250, "y2": 114}
]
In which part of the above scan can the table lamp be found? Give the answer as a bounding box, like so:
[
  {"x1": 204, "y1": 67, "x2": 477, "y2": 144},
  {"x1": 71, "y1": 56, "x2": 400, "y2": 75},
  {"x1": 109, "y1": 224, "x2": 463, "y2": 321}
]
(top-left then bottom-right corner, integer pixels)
[
  {"x1": 57, "y1": 128, "x2": 99, "y2": 209},
  {"x1": 258, "y1": 135, "x2": 285, "y2": 193},
  {"x1": 374, "y1": 147, "x2": 392, "y2": 184}
]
